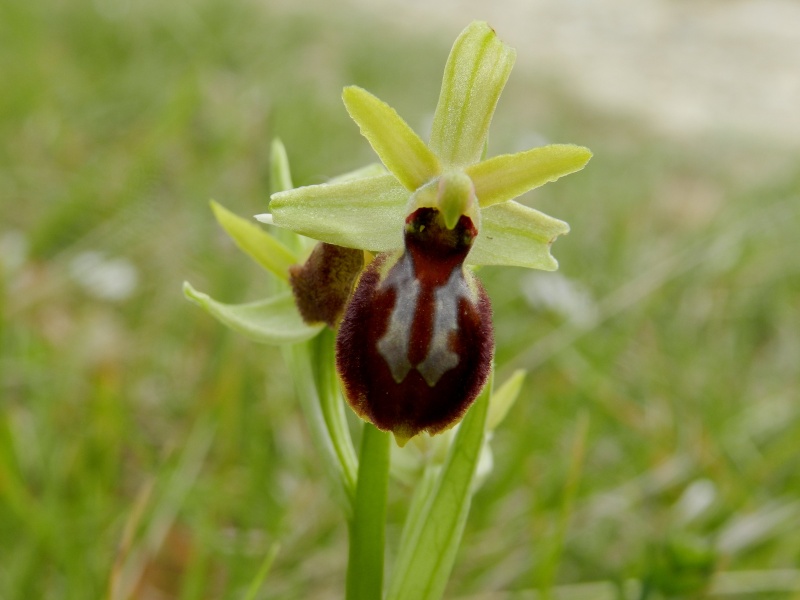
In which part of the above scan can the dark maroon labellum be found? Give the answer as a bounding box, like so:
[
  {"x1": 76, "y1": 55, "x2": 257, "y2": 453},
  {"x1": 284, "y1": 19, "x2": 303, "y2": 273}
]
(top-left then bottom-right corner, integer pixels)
[{"x1": 336, "y1": 207, "x2": 494, "y2": 444}]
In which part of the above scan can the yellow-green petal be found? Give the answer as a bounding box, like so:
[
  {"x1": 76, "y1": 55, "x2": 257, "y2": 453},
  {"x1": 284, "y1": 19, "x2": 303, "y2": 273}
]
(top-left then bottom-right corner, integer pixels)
[
  {"x1": 211, "y1": 200, "x2": 298, "y2": 281},
  {"x1": 183, "y1": 282, "x2": 323, "y2": 344},
  {"x1": 270, "y1": 174, "x2": 409, "y2": 252},
  {"x1": 343, "y1": 86, "x2": 440, "y2": 190},
  {"x1": 467, "y1": 201, "x2": 570, "y2": 270},
  {"x1": 467, "y1": 144, "x2": 593, "y2": 207},
  {"x1": 429, "y1": 21, "x2": 516, "y2": 168}
]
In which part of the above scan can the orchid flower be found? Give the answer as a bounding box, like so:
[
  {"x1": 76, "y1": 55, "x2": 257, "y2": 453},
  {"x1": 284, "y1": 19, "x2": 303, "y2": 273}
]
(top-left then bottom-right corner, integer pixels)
[{"x1": 255, "y1": 21, "x2": 591, "y2": 444}]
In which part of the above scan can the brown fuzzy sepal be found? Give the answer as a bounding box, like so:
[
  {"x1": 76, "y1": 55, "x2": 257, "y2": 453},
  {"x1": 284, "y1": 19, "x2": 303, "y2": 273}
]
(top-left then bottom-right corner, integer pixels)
[{"x1": 289, "y1": 242, "x2": 364, "y2": 328}]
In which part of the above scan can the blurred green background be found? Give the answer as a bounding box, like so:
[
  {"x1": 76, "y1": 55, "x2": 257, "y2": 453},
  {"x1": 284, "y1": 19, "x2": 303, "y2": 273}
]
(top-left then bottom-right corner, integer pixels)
[{"x1": 2, "y1": 0, "x2": 799, "y2": 598}]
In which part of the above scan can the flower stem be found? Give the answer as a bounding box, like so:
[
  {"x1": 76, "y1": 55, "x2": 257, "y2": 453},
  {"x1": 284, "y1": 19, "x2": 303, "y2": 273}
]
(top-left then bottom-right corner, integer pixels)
[{"x1": 346, "y1": 423, "x2": 390, "y2": 600}]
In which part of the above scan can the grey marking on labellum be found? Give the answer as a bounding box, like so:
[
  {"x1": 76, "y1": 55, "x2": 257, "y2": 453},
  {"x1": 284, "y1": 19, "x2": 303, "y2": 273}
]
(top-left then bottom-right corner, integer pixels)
[
  {"x1": 377, "y1": 252, "x2": 469, "y2": 387},
  {"x1": 416, "y1": 267, "x2": 467, "y2": 387},
  {"x1": 377, "y1": 255, "x2": 418, "y2": 383}
]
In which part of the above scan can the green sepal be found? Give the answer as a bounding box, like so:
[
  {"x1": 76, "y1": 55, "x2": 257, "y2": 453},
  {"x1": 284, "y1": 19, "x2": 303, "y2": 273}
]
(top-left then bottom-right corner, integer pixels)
[
  {"x1": 270, "y1": 174, "x2": 409, "y2": 252},
  {"x1": 328, "y1": 163, "x2": 387, "y2": 183},
  {"x1": 270, "y1": 176, "x2": 569, "y2": 269},
  {"x1": 343, "y1": 86, "x2": 440, "y2": 190},
  {"x1": 429, "y1": 21, "x2": 515, "y2": 167},
  {"x1": 467, "y1": 144, "x2": 593, "y2": 207},
  {"x1": 210, "y1": 200, "x2": 298, "y2": 281},
  {"x1": 469, "y1": 201, "x2": 570, "y2": 270},
  {"x1": 183, "y1": 282, "x2": 323, "y2": 344},
  {"x1": 386, "y1": 372, "x2": 493, "y2": 600}
]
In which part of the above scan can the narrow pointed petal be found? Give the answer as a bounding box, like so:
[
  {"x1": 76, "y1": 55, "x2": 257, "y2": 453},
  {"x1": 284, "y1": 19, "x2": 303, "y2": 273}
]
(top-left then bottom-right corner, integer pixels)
[
  {"x1": 183, "y1": 282, "x2": 323, "y2": 344},
  {"x1": 343, "y1": 86, "x2": 440, "y2": 190},
  {"x1": 467, "y1": 144, "x2": 593, "y2": 207},
  {"x1": 210, "y1": 200, "x2": 298, "y2": 281},
  {"x1": 468, "y1": 201, "x2": 570, "y2": 270},
  {"x1": 270, "y1": 174, "x2": 409, "y2": 252},
  {"x1": 429, "y1": 21, "x2": 516, "y2": 167}
]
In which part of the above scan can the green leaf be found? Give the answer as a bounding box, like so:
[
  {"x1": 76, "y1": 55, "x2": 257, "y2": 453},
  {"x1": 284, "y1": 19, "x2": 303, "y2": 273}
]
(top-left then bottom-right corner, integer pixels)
[
  {"x1": 270, "y1": 174, "x2": 409, "y2": 252},
  {"x1": 487, "y1": 369, "x2": 526, "y2": 431},
  {"x1": 392, "y1": 463, "x2": 440, "y2": 558},
  {"x1": 429, "y1": 21, "x2": 515, "y2": 167},
  {"x1": 210, "y1": 200, "x2": 298, "y2": 281},
  {"x1": 386, "y1": 372, "x2": 493, "y2": 600},
  {"x1": 343, "y1": 86, "x2": 440, "y2": 190},
  {"x1": 467, "y1": 144, "x2": 593, "y2": 207},
  {"x1": 183, "y1": 282, "x2": 322, "y2": 344},
  {"x1": 468, "y1": 201, "x2": 570, "y2": 270}
]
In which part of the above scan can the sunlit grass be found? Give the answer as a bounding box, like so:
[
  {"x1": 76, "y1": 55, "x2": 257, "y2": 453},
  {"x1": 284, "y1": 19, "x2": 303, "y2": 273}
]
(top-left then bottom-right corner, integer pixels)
[{"x1": 2, "y1": 0, "x2": 799, "y2": 598}]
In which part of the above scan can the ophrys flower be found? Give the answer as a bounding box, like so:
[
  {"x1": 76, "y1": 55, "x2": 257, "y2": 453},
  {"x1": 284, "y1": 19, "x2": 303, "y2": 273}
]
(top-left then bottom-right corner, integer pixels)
[{"x1": 258, "y1": 21, "x2": 592, "y2": 444}]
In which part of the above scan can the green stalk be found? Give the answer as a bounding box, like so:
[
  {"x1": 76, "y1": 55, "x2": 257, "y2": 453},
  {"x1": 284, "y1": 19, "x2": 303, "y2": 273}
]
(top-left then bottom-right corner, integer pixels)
[{"x1": 346, "y1": 423, "x2": 391, "y2": 600}]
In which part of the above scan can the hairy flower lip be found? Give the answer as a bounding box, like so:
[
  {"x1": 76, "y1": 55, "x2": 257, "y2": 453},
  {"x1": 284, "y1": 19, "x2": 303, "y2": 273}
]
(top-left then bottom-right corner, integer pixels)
[{"x1": 336, "y1": 210, "x2": 494, "y2": 445}]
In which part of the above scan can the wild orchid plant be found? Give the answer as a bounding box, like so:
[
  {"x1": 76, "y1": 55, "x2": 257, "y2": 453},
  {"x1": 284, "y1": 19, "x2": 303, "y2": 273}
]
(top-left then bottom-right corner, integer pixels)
[{"x1": 185, "y1": 21, "x2": 591, "y2": 599}]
